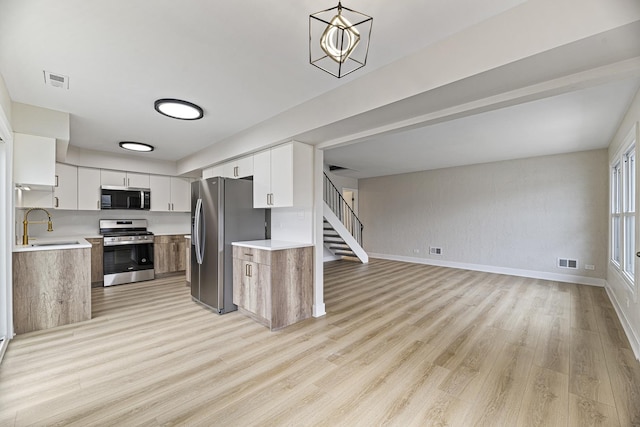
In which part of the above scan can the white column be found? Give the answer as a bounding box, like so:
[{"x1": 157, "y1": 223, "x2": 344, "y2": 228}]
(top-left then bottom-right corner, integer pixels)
[{"x1": 313, "y1": 148, "x2": 326, "y2": 317}]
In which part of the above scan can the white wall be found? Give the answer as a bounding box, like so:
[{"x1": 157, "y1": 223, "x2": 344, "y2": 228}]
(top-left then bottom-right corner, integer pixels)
[
  {"x1": 359, "y1": 149, "x2": 608, "y2": 285},
  {"x1": 16, "y1": 209, "x2": 190, "y2": 241},
  {"x1": 324, "y1": 167, "x2": 358, "y2": 194},
  {"x1": 65, "y1": 146, "x2": 196, "y2": 177},
  {"x1": 0, "y1": 73, "x2": 13, "y2": 344},
  {"x1": 607, "y1": 86, "x2": 640, "y2": 359}
]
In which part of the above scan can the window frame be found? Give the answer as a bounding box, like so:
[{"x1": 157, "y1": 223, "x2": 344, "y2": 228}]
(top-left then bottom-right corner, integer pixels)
[{"x1": 610, "y1": 124, "x2": 638, "y2": 294}]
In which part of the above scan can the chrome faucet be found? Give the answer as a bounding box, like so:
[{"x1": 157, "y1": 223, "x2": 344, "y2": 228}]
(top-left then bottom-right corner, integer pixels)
[{"x1": 23, "y1": 208, "x2": 54, "y2": 245}]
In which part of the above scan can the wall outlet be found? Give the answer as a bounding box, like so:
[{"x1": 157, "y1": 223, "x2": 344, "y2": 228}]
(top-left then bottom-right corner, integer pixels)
[
  {"x1": 413, "y1": 249, "x2": 420, "y2": 254},
  {"x1": 585, "y1": 264, "x2": 595, "y2": 270}
]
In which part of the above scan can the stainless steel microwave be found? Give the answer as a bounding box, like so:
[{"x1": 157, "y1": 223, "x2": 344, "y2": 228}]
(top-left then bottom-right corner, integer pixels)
[{"x1": 100, "y1": 186, "x2": 151, "y2": 210}]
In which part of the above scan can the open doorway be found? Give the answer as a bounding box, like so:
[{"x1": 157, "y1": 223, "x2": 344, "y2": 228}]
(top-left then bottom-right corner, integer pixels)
[{"x1": 342, "y1": 188, "x2": 358, "y2": 216}]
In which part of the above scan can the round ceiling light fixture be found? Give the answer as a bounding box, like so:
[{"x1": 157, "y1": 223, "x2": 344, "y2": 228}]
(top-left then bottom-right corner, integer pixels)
[
  {"x1": 119, "y1": 141, "x2": 155, "y2": 152},
  {"x1": 154, "y1": 98, "x2": 204, "y2": 120}
]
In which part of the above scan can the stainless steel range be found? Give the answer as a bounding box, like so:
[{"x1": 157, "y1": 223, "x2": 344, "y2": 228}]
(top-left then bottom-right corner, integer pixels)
[{"x1": 100, "y1": 219, "x2": 154, "y2": 286}]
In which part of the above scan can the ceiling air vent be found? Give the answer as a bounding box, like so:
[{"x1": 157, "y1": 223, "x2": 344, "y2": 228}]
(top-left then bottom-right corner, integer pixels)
[{"x1": 43, "y1": 71, "x2": 69, "y2": 89}]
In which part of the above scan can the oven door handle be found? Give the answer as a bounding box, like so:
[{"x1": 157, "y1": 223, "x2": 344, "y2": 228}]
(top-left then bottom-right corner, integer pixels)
[
  {"x1": 194, "y1": 198, "x2": 204, "y2": 265},
  {"x1": 104, "y1": 240, "x2": 153, "y2": 247},
  {"x1": 140, "y1": 190, "x2": 144, "y2": 209}
]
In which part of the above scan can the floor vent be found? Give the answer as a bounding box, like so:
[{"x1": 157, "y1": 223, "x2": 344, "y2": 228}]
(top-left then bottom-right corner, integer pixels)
[
  {"x1": 429, "y1": 247, "x2": 442, "y2": 255},
  {"x1": 43, "y1": 70, "x2": 69, "y2": 89},
  {"x1": 558, "y1": 258, "x2": 578, "y2": 269}
]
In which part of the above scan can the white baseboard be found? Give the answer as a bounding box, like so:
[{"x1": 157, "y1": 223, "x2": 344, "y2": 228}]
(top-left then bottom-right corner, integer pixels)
[
  {"x1": 368, "y1": 253, "x2": 607, "y2": 287},
  {"x1": 313, "y1": 303, "x2": 326, "y2": 318},
  {"x1": 323, "y1": 254, "x2": 341, "y2": 262},
  {"x1": 604, "y1": 282, "x2": 640, "y2": 361}
]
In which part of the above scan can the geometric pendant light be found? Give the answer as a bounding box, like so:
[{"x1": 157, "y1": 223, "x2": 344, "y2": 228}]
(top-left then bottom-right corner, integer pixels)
[{"x1": 310, "y1": 1, "x2": 373, "y2": 78}]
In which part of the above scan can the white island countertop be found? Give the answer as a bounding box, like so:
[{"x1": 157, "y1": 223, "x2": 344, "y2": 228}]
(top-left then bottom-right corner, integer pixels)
[
  {"x1": 13, "y1": 236, "x2": 92, "y2": 253},
  {"x1": 232, "y1": 240, "x2": 313, "y2": 251}
]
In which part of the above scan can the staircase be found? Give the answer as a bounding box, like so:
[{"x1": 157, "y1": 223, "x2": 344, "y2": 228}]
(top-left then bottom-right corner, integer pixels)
[{"x1": 323, "y1": 173, "x2": 368, "y2": 263}]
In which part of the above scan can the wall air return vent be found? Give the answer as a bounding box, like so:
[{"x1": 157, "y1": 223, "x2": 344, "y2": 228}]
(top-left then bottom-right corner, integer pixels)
[
  {"x1": 557, "y1": 258, "x2": 578, "y2": 269},
  {"x1": 43, "y1": 71, "x2": 69, "y2": 89}
]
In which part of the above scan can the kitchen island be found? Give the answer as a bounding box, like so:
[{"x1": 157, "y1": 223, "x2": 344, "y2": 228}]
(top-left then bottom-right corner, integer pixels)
[
  {"x1": 13, "y1": 237, "x2": 92, "y2": 334},
  {"x1": 232, "y1": 240, "x2": 313, "y2": 331}
]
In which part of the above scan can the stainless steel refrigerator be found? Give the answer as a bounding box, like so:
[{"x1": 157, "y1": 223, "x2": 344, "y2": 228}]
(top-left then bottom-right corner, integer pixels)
[{"x1": 191, "y1": 177, "x2": 266, "y2": 314}]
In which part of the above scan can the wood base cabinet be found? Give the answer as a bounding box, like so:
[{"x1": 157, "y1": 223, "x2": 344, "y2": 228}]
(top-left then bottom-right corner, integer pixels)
[
  {"x1": 233, "y1": 245, "x2": 312, "y2": 331},
  {"x1": 154, "y1": 235, "x2": 187, "y2": 275},
  {"x1": 13, "y1": 248, "x2": 91, "y2": 334},
  {"x1": 85, "y1": 237, "x2": 104, "y2": 286}
]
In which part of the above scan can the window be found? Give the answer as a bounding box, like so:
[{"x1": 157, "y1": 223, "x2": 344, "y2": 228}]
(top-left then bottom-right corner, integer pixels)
[{"x1": 611, "y1": 125, "x2": 637, "y2": 290}]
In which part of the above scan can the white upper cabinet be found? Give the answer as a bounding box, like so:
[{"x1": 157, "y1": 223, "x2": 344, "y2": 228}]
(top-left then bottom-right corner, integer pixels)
[
  {"x1": 150, "y1": 175, "x2": 171, "y2": 211},
  {"x1": 127, "y1": 172, "x2": 150, "y2": 188},
  {"x1": 202, "y1": 165, "x2": 224, "y2": 179},
  {"x1": 101, "y1": 170, "x2": 150, "y2": 188},
  {"x1": 223, "y1": 156, "x2": 254, "y2": 179},
  {"x1": 203, "y1": 155, "x2": 254, "y2": 180},
  {"x1": 150, "y1": 175, "x2": 191, "y2": 212},
  {"x1": 170, "y1": 177, "x2": 191, "y2": 212},
  {"x1": 253, "y1": 150, "x2": 272, "y2": 208},
  {"x1": 77, "y1": 167, "x2": 101, "y2": 210},
  {"x1": 13, "y1": 133, "x2": 56, "y2": 186},
  {"x1": 253, "y1": 142, "x2": 312, "y2": 209},
  {"x1": 53, "y1": 163, "x2": 78, "y2": 209}
]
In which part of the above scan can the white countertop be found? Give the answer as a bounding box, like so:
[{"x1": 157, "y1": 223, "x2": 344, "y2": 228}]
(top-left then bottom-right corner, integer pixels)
[
  {"x1": 13, "y1": 236, "x2": 92, "y2": 253},
  {"x1": 232, "y1": 240, "x2": 313, "y2": 251}
]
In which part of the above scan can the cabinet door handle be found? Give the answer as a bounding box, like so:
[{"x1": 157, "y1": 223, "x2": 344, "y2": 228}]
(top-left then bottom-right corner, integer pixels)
[
  {"x1": 55, "y1": 175, "x2": 59, "y2": 187},
  {"x1": 171, "y1": 203, "x2": 174, "y2": 211},
  {"x1": 234, "y1": 166, "x2": 238, "y2": 177},
  {"x1": 97, "y1": 200, "x2": 100, "y2": 209},
  {"x1": 54, "y1": 197, "x2": 59, "y2": 208},
  {"x1": 168, "y1": 202, "x2": 171, "y2": 211}
]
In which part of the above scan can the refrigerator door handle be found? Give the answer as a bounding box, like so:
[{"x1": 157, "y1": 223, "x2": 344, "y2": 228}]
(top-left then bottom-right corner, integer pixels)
[{"x1": 194, "y1": 198, "x2": 204, "y2": 264}]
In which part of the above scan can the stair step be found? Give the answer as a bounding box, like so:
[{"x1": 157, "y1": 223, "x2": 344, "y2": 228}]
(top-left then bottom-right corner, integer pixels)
[
  {"x1": 324, "y1": 237, "x2": 345, "y2": 243},
  {"x1": 329, "y1": 244, "x2": 350, "y2": 249},
  {"x1": 334, "y1": 250, "x2": 356, "y2": 256}
]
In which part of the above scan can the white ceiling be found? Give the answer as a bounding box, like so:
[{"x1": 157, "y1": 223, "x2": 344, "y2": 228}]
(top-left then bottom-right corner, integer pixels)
[
  {"x1": 0, "y1": 0, "x2": 639, "y2": 179},
  {"x1": 324, "y1": 78, "x2": 640, "y2": 178},
  {"x1": 0, "y1": 0, "x2": 523, "y2": 160}
]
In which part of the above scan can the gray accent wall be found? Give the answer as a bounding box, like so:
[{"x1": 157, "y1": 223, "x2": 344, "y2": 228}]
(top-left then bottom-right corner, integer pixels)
[{"x1": 358, "y1": 149, "x2": 608, "y2": 281}]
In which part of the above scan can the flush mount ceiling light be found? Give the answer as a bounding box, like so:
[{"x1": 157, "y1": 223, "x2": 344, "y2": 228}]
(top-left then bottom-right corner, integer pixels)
[
  {"x1": 154, "y1": 98, "x2": 204, "y2": 120},
  {"x1": 309, "y1": 1, "x2": 373, "y2": 78},
  {"x1": 119, "y1": 141, "x2": 155, "y2": 152}
]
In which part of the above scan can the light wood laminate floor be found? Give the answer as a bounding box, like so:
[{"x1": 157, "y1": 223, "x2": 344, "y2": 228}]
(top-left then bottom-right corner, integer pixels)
[{"x1": 1, "y1": 259, "x2": 640, "y2": 426}]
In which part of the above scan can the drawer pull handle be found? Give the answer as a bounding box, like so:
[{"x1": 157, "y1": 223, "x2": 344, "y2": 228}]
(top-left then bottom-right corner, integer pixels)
[{"x1": 244, "y1": 253, "x2": 253, "y2": 256}]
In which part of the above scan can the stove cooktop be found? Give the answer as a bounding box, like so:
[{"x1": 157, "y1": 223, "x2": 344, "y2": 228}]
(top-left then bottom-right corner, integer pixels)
[{"x1": 101, "y1": 230, "x2": 154, "y2": 237}]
